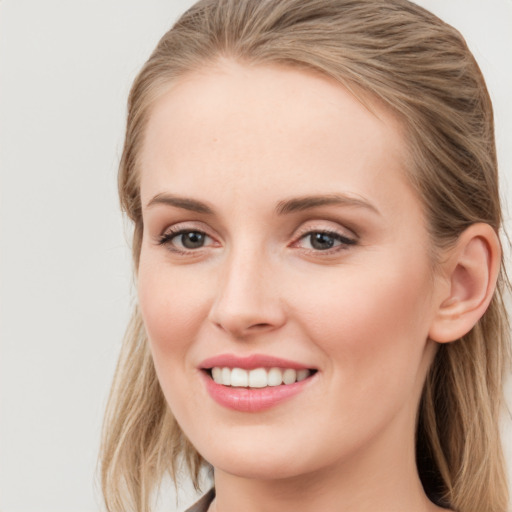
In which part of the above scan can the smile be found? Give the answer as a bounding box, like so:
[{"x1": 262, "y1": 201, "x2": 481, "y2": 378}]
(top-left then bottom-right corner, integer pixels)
[
  {"x1": 199, "y1": 354, "x2": 317, "y2": 412},
  {"x1": 210, "y1": 367, "x2": 313, "y2": 388}
]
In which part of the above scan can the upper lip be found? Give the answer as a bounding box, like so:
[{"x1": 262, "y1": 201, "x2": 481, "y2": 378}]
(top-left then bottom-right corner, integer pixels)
[{"x1": 199, "y1": 353, "x2": 315, "y2": 370}]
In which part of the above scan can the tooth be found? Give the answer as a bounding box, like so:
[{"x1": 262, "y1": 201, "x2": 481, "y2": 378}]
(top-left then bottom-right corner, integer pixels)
[
  {"x1": 211, "y1": 366, "x2": 311, "y2": 387},
  {"x1": 282, "y1": 368, "x2": 297, "y2": 385},
  {"x1": 221, "y1": 367, "x2": 231, "y2": 386},
  {"x1": 248, "y1": 368, "x2": 267, "y2": 388},
  {"x1": 231, "y1": 368, "x2": 248, "y2": 387},
  {"x1": 296, "y1": 369, "x2": 310, "y2": 382},
  {"x1": 212, "y1": 367, "x2": 222, "y2": 384},
  {"x1": 267, "y1": 367, "x2": 283, "y2": 386}
]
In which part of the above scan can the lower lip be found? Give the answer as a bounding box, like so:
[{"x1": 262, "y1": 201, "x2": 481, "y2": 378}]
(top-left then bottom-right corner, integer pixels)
[{"x1": 201, "y1": 371, "x2": 313, "y2": 412}]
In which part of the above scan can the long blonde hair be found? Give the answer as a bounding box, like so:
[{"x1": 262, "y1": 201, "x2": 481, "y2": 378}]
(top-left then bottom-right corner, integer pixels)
[{"x1": 100, "y1": 1, "x2": 511, "y2": 511}]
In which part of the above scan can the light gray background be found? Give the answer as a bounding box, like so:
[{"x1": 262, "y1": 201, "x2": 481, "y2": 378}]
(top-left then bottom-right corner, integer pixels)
[{"x1": 1, "y1": 1, "x2": 511, "y2": 511}]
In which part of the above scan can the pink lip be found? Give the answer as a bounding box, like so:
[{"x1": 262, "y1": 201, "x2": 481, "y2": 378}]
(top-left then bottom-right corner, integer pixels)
[
  {"x1": 199, "y1": 353, "x2": 313, "y2": 370},
  {"x1": 200, "y1": 371, "x2": 314, "y2": 413},
  {"x1": 198, "y1": 354, "x2": 316, "y2": 413}
]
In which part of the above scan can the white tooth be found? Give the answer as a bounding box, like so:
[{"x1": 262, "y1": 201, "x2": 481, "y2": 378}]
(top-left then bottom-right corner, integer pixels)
[
  {"x1": 212, "y1": 367, "x2": 222, "y2": 384},
  {"x1": 213, "y1": 367, "x2": 308, "y2": 388},
  {"x1": 267, "y1": 367, "x2": 283, "y2": 386},
  {"x1": 231, "y1": 368, "x2": 249, "y2": 387},
  {"x1": 296, "y1": 369, "x2": 310, "y2": 382},
  {"x1": 248, "y1": 368, "x2": 267, "y2": 388},
  {"x1": 282, "y1": 368, "x2": 297, "y2": 385},
  {"x1": 221, "y1": 367, "x2": 231, "y2": 386}
]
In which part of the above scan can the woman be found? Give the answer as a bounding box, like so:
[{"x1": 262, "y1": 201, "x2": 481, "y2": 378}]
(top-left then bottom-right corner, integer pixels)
[{"x1": 100, "y1": 1, "x2": 511, "y2": 511}]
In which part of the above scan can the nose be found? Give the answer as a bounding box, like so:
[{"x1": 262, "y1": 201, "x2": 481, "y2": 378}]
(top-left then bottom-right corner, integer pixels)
[{"x1": 208, "y1": 248, "x2": 286, "y2": 339}]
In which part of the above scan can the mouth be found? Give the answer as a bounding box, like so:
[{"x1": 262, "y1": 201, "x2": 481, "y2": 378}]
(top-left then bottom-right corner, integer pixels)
[
  {"x1": 198, "y1": 354, "x2": 318, "y2": 412},
  {"x1": 205, "y1": 366, "x2": 316, "y2": 388}
]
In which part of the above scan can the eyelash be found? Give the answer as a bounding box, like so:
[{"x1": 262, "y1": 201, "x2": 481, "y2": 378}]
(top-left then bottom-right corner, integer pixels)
[
  {"x1": 157, "y1": 228, "x2": 215, "y2": 255},
  {"x1": 292, "y1": 229, "x2": 357, "y2": 254},
  {"x1": 157, "y1": 227, "x2": 357, "y2": 255}
]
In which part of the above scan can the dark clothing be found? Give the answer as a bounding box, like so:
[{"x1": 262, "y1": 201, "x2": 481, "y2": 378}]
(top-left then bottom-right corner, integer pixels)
[{"x1": 184, "y1": 488, "x2": 215, "y2": 512}]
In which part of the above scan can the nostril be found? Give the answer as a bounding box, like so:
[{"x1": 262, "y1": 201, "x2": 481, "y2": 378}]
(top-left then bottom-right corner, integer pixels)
[
  {"x1": 212, "y1": 320, "x2": 274, "y2": 335},
  {"x1": 252, "y1": 323, "x2": 272, "y2": 329}
]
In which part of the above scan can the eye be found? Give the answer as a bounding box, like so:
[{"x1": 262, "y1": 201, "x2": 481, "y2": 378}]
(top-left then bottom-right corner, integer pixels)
[
  {"x1": 296, "y1": 230, "x2": 356, "y2": 252},
  {"x1": 158, "y1": 229, "x2": 214, "y2": 251}
]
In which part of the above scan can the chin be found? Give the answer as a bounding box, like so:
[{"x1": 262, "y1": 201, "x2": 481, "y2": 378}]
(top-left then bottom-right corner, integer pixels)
[
  {"x1": 184, "y1": 424, "x2": 301, "y2": 477},
  {"x1": 210, "y1": 451, "x2": 310, "y2": 481},
  {"x1": 190, "y1": 424, "x2": 339, "y2": 482}
]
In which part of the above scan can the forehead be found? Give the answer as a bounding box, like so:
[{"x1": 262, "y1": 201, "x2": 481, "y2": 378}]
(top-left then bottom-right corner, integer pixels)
[{"x1": 139, "y1": 60, "x2": 413, "y2": 212}]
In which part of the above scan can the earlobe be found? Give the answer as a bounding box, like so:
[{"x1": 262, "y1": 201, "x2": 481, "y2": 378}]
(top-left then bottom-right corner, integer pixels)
[{"x1": 428, "y1": 223, "x2": 501, "y2": 343}]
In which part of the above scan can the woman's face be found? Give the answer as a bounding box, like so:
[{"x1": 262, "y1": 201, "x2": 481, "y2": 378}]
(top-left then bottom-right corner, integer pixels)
[{"x1": 138, "y1": 61, "x2": 445, "y2": 480}]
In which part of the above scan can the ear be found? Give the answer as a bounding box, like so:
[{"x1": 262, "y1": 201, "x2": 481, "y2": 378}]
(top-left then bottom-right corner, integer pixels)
[{"x1": 428, "y1": 223, "x2": 501, "y2": 343}]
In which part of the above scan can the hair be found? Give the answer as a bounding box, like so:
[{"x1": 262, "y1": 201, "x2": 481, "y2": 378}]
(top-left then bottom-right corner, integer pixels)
[{"x1": 100, "y1": 1, "x2": 511, "y2": 511}]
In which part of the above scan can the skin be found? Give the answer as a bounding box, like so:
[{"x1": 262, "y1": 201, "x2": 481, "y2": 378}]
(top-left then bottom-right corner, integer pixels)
[{"x1": 137, "y1": 60, "x2": 454, "y2": 511}]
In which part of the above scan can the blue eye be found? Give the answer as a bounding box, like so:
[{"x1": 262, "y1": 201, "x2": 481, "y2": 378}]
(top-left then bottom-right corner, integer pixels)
[{"x1": 299, "y1": 231, "x2": 356, "y2": 251}]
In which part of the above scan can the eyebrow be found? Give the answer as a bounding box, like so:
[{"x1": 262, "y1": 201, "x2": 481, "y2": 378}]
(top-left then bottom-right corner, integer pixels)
[
  {"x1": 275, "y1": 194, "x2": 380, "y2": 216},
  {"x1": 146, "y1": 193, "x2": 213, "y2": 214},
  {"x1": 145, "y1": 192, "x2": 380, "y2": 216}
]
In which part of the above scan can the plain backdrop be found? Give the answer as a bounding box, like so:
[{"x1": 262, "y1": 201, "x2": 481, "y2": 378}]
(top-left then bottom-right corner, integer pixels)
[{"x1": 1, "y1": 1, "x2": 511, "y2": 511}]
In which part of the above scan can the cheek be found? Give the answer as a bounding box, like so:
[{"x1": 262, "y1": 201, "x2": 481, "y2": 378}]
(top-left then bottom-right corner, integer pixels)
[
  {"x1": 295, "y1": 258, "x2": 435, "y2": 384},
  {"x1": 137, "y1": 257, "x2": 210, "y2": 360},
  {"x1": 137, "y1": 258, "x2": 214, "y2": 420}
]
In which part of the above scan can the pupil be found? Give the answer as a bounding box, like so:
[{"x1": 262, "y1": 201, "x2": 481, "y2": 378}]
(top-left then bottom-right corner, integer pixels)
[
  {"x1": 310, "y1": 233, "x2": 334, "y2": 250},
  {"x1": 182, "y1": 232, "x2": 204, "y2": 249}
]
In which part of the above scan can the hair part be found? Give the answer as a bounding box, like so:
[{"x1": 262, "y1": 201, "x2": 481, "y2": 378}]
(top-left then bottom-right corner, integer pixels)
[{"x1": 102, "y1": 1, "x2": 511, "y2": 511}]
